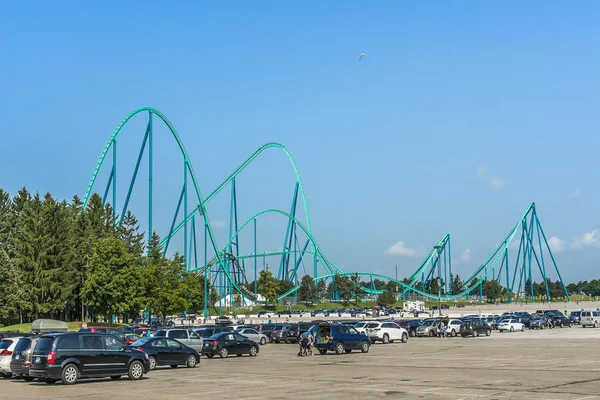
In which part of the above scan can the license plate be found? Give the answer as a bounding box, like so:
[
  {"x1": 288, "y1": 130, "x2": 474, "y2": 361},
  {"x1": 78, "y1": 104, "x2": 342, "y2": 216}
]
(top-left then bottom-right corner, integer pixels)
[
  {"x1": 34, "y1": 357, "x2": 40, "y2": 363},
  {"x1": 203, "y1": 343, "x2": 209, "y2": 347},
  {"x1": 15, "y1": 354, "x2": 19, "y2": 360}
]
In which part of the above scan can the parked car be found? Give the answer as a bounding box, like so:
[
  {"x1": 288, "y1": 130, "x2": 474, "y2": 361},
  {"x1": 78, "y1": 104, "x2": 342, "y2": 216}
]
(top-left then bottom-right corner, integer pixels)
[
  {"x1": 10, "y1": 336, "x2": 43, "y2": 381},
  {"x1": 236, "y1": 328, "x2": 269, "y2": 345},
  {"x1": 580, "y1": 310, "x2": 600, "y2": 328},
  {"x1": 0, "y1": 337, "x2": 23, "y2": 378},
  {"x1": 529, "y1": 316, "x2": 549, "y2": 329},
  {"x1": 201, "y1": 332, "x2": 259, "y2": 358},
  {"x1": 416, "y1": 319, "x2": 441, "y2": 337},
  {"x1": 460, "y1": 318, "x2": 491, "y2": 337},
  {"x1": 79, "y1": 327, "x2": 136, "y2": 345},
  {"x1": 497, "y1": 319, "x2": 525, "y2": 332},
  {"x1": 570, "y1": 311, "x2": 581, "y2": 325},
  {"x1": 29, "y1": 332, "x2": 150, "y2": 385},
  {"x1": 130, "y1": 337, "x2": 199, "y2": 370},
  {"x1": 364, "y1": 322, "x2": 409, "y2": 344},
  {"x1": 154, "y1": 328, "x2": 203, "y2": 351},
  {"x1": 312, "y1": 322, "x2": 371, "y2": 354},
  {"x1": 271, "y1": 325, "x2": 292, "y2": 343},
  {"x1": 396, "y1": 319, "x2": 422, "y2": 337},
  {"x1": 445, "y1": 319, "x2": 463, "y2": 337},
  {"x1": 551, "y1": 315, "x2": 572, "y2": 328}
]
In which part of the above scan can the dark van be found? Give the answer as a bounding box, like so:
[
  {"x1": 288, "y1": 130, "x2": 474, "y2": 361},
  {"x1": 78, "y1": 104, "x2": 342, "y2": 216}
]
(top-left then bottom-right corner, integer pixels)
[{"x1": 29, "y1": 332, "x2": 150, "y2": 385}]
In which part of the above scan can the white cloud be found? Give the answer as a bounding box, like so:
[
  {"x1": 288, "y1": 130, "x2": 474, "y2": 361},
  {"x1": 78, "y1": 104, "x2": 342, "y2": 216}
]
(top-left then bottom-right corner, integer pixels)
[
  {"x1": 572, "y1": 229, "x2": 600, "y2": 249},
  {"x1": 460, "y1": 248, "x2": 472, "y2": 262},
  {"x1": 547, "y1": 236, "x2": 566, "y2": 253},
  {"x1": 476, "y1": 166, "x2": 486, "y2": 179},
  {"x1": 491, "y1": 178, "x2": 506, "y2": 190},
  {"x1": 569, "y1": 188, "x2": 583, "y2": 200},
  {"x1": 211, "y1": 220, "x2": 226, "y2": 229},
  {"x1": 385, "y1": 241, "x2": 418, "y2": 256}
]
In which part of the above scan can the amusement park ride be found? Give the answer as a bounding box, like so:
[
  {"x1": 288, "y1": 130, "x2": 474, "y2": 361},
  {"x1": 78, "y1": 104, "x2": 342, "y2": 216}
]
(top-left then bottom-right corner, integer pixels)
[{"x1": 82, "y1": 108, "x2": 569, "y2": 316}]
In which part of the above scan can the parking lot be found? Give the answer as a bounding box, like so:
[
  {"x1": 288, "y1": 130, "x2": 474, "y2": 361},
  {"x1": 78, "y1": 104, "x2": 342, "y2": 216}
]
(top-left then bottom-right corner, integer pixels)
[{"x1": 2, "y1": 326, "x2": 600, "y2": 400}]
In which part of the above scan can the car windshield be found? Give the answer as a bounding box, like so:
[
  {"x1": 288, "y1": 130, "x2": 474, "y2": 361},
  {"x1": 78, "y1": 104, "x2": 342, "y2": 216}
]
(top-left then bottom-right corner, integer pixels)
[
  {"x1": 421, "y1": 320, "x2": 434, "y2": 327},
  {"x1": 131, "y1": 338, "x2": 152, "y2": 347},
  {"x1": 347, "y1": 327, "x2": 359, "y2": 335},
  {"x1": 354, "y1": 322, "x2": 368, "y2": 328}
]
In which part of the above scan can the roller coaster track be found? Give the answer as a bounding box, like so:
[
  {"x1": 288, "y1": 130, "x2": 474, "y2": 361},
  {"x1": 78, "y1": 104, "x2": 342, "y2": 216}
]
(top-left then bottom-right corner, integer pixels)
[{"x1": 84, "y1": 107, "x2": 569, "y2": 307}]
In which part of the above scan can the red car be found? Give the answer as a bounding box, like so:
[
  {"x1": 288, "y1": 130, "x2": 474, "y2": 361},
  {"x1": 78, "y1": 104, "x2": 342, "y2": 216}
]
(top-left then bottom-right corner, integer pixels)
[{"x1": 78, "y1": 327, "x2": 135, "y2": 345}]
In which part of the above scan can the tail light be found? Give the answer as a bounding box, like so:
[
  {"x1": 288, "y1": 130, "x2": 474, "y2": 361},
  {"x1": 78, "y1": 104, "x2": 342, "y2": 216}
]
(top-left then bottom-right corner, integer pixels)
[
  {"x1": 209, "y1": 341, "x2": 218, "y2": 346},
  {"x1": 0, "y1": 350, "x2": 12, "y2": 356},
  {"x1": 47, "y1": 352, "x2": 56, "y2": 365},
  {"x1": 328, "y1": 336, "x2": 334, "y2": 342}
]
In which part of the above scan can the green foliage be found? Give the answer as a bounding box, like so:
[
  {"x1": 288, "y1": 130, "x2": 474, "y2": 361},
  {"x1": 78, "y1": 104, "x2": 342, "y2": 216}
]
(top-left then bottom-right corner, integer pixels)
[
  {"x1": 298, "y1": 275, "x2": 317, "y2": 303},
  {"x1": 334, "y1": 275, "x2": 353, "y2": 303},
  {"x1": 0, "y1": 187, "x2": 214, "y2": 326},
  {"x1": 257, "y1": 270, "x2": 280, "y2": 304},
  {"x1": 452, "y1": 274, "x2": 464, "y2": 295},
  {"x1": 483, "y1": 280, "x2": 502, "y2": 301},
  {"x1": 377, "y1": 289, "x2": 396, "y2": 306}
]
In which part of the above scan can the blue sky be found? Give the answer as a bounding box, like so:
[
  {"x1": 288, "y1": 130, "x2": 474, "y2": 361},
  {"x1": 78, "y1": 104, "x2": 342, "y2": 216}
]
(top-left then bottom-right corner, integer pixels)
[{"x1": 1, "y1": 1, "x2": 599, "y2": 283}]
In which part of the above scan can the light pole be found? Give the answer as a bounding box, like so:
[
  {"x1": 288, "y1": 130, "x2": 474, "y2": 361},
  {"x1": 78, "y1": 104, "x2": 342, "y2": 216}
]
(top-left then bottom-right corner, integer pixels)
[
  {"x1": 395, "y1": 264, "x2": 399, "y2": 302},
  {"x1": 434, "y1": 245, "x2": 442, "y2": 316}
]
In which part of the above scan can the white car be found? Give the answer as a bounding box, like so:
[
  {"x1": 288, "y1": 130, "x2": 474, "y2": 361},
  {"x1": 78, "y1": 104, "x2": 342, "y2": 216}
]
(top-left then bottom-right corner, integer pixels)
[
  {"x1": 365, "y1": 322, "x2": 408, "y2": 344},
  {"x1": 498, "y1": 319, "x2": 524, "y2": 332},
  {"x1": 445, "y1": 319, "x2": 462, "y2": 337},
  {"x1": 0, "y1": 337, "x2": 23, "y2": 378}
]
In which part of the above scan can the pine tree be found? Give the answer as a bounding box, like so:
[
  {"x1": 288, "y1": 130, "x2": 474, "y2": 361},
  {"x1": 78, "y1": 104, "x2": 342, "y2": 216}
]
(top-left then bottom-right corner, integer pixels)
[{"x1": 118, "y1": 211, "x2": 145, "y2": 257}]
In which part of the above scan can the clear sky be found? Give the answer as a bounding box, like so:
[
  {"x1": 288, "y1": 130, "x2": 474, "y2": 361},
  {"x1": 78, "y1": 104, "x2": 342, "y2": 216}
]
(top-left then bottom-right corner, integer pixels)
[{"x1": 1, "y1": 1, "x2": 599, "y2": 283}]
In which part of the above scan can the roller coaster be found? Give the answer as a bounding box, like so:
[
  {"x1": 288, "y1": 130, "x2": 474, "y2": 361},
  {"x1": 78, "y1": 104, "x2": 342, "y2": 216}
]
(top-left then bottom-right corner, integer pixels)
[{"x1": 83, "y1": 107, "x2": 569, "y2": 316}]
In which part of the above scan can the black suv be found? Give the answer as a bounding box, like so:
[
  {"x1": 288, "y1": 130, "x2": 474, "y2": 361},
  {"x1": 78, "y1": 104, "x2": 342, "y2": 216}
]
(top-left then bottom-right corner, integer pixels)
[
  {"x1": 460, "y1": 318, "x2": 491, "y2": 337},
  {"x1": 29, "y1": 332, "x2": 150, "y2": 385}
]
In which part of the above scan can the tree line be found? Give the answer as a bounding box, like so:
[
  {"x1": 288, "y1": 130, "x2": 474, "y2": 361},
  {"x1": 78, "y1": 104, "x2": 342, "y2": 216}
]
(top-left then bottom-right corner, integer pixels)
[{"x1": 0, "y1": 188, "x2": 210, "y2": 326}]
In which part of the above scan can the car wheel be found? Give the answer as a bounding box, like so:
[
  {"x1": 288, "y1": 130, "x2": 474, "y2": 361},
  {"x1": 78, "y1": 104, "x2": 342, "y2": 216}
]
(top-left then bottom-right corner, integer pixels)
[
  {"x1": 429, "y1": 331, "x2": 435, "y2": 337},
  {"x1": 383, "y1": 334, "x2": 390, "y2": 344},
  {"x1": 510, "y1": 326, "x2": 514, "y2": 332},
  {"x1": 61, "y1": 364, "x2": 79, "y2": 385},
  {"x1": 560, "y1": 323, "x2": 563, "y2": 328},
  {"x1": 486, "y1": 329, "x2": 491, "y2": 336},
  {"x1": 186, "y1": 354, "x2": 197, "y2": 368},
  {"x1": 128, "y1": 361, "x2": 144, "y2": 380},
  {"x1": 360, "y1": 341, "x2": 370, "y2": 353},
  {"x1": 335, "y1": 342, "x2": 345, "y2": 355},
  {"x1": 260, "y1": 337, "x2": 266, "y2": 345},
  {"x1": 474, "y1": 330, "x2": 479, "y2": 337},
  {"x1": 410, "y1": 330, "x2": 416, "y2": 337},
  {"x1": 521, "y1": 326, "x2": 524, "y2": 331},
  {"x1": 149, "y1": 356, "x2": 157, "y2": 370},
  {"x1": 110, "y1": 376, "x2": 121, "y2": 380},
  {"x1": 319, "y1": 349, "x2": 328, "y2": 355},
  {"x1": 594, "y1": 322, "x2": 597, "y2": 328},
  {"x1": 1, "y1": 373, "x2": 11, "y2": 379},
  {"x1": 219, "y1": 347, "x2": 228, "y2": 358},
  {"x1": 569, "y1": 323, "x2": 572, "y2": 328},
  {"x1": 451, "y1": 330, "x2": 456, "y2": 337},
  {"x1": 249, "y1": 346, "x2": 258, "y2": 357},
  {"x1": 401, "y1": 332, "x2": 408, "y2": 343}
]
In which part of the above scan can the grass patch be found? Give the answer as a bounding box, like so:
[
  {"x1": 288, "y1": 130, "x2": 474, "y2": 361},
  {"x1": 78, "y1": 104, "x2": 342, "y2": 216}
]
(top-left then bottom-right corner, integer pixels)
[{"x1": 0, "y1": 321, "x2": 127, "y2": 333}]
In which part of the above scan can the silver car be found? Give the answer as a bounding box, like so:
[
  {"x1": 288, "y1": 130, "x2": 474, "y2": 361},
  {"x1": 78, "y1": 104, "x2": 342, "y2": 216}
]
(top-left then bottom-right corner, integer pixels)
[
  {"x1": 154, "y1": 328, "x2": 203, "y2": 351},
  {"x1": 237, "y1": 328, "x2": 269, "y2": 345}
]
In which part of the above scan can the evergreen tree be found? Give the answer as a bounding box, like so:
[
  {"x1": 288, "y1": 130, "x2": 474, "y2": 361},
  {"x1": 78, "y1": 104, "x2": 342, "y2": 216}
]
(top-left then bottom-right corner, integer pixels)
[
  {"x1": 298, "y1": 275, "x2": 317, "y2": 303},
  {"x1": 118, "y1": 211, "x2": 145, "y2": 257}
]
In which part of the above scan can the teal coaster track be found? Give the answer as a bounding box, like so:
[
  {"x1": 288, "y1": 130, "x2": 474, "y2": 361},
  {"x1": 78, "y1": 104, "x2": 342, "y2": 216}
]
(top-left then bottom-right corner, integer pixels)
[{"x1": 83, "y1": 108, "x2": 569, "y2": 315}]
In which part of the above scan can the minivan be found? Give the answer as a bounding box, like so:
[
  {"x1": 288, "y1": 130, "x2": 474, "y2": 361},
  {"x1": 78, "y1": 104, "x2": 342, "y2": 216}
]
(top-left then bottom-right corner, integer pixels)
[
  {"x1": 29, "y1": 332, "x2": 150, "y2": 385},
  {"x1": 580, "y1": 310, "x2": 600, "y2": 328}
]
